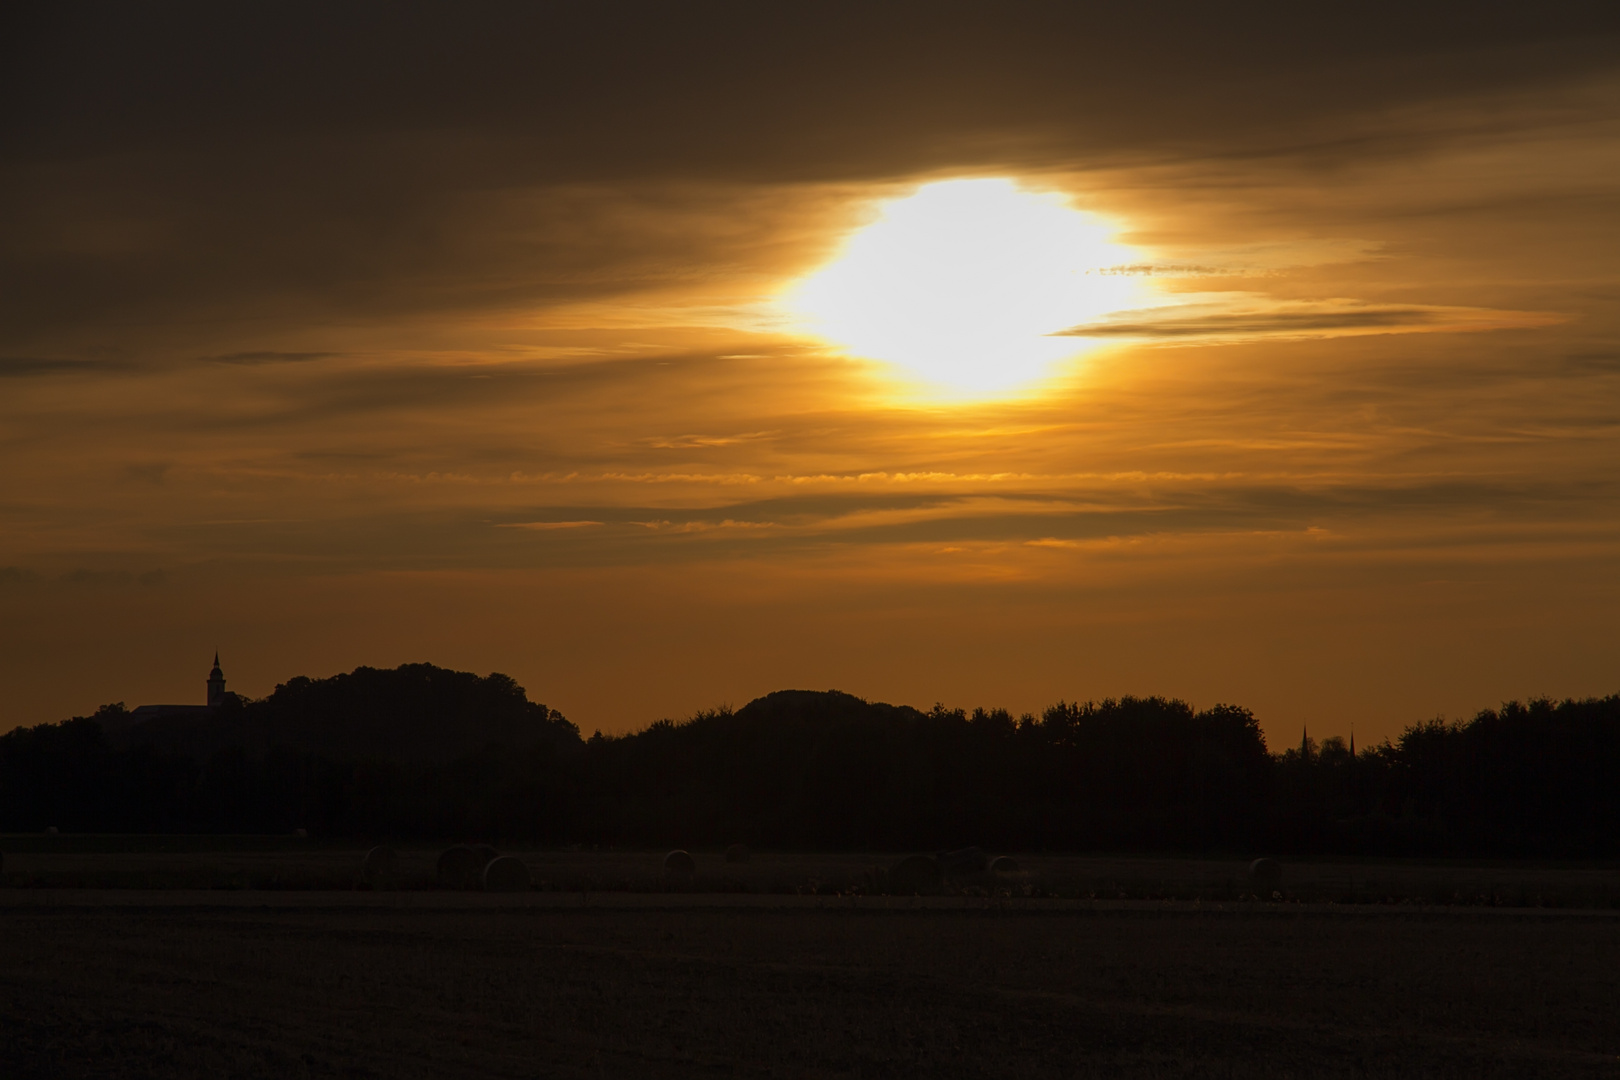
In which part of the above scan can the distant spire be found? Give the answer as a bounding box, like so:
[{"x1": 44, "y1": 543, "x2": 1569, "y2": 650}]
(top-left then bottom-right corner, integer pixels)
[
  {"x1": 207, "y1": 651, "x2": 226, "y2": 708},
  {"x1": 1350, "y1": 723, "x2": 1355, "y2": 757},
  {"x1": 1301, "y1": 725, "x2": 1310, "y2": 758}
]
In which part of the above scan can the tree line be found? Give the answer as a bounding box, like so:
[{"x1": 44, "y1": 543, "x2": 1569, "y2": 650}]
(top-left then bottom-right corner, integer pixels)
[{"x1": 1, "y1": 664, "x2": 1616, "y2": 856}]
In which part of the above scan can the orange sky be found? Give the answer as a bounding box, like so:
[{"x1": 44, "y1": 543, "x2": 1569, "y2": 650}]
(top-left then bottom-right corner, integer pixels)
[{"x1": 4, "y1": 5, "x2": 1618, "y2": 745}]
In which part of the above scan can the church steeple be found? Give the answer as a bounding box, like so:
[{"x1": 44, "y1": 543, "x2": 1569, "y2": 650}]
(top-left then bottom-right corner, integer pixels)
[{"x1": 207, "y1": 652, "x2": 226, "y2": 708}]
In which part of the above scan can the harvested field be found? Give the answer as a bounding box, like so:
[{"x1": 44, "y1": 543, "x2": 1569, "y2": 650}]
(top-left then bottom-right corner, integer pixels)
[
  {"x1": 1, "y1": 896, "x2": 1617, "y2": 1077},
  {"x1": 1, "y1": 839, "x2": 1617, "y2": 908}
]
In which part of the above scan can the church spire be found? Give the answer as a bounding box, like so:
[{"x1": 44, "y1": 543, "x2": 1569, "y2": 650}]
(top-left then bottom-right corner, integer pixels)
[{"x1": 207, "y1": 652, "x2": 226, "y2": 708}]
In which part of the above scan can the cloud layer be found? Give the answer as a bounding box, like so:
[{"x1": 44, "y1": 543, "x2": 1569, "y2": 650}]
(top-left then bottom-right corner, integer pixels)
[{"x1": 3, "y1": 4, "x2": 1618, "y2": 740}]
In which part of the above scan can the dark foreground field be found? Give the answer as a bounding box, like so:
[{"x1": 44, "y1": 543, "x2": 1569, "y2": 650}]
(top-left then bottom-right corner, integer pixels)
[
  {"x1": 6, "y1": 842, "x2": 1620, "y2": 909},
  {"x1": 3, "y1": 896, "x2": 1618, "y2": 1078}
]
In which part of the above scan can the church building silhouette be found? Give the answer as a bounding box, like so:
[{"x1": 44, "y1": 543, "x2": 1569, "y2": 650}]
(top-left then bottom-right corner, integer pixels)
[{"x1": 129, "y1": 653, "x2": 234, "y2": 722}]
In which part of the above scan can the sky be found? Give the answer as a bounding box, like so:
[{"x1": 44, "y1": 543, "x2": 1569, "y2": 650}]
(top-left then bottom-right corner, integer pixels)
[{"x1": 3, "y1": 3, "x2": 1619, "y2": 746}]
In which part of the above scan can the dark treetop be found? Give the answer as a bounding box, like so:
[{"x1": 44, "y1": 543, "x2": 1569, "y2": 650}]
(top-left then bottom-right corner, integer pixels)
[{"x1": 2, "y1": 665, "x2": 1616, "y2": 855}]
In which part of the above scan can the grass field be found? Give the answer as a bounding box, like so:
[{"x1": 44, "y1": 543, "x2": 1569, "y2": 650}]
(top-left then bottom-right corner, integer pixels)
[{"x1": 2, "y1": 894, "x2": 1618, "y2": 1078}]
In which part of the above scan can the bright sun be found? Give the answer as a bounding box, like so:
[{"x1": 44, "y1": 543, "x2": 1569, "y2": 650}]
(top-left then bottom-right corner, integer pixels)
[{"x1": 785, "y1": 178, "x2": 1148, "y2": 397}]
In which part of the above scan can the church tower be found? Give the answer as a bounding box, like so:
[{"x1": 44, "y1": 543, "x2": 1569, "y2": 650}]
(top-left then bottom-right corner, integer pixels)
[{"x1": 207, "y1": 652, "x2": 227, "y2": 708}]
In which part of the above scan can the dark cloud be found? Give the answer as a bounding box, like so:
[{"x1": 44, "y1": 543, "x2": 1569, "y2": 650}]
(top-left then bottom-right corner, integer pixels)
[
  {"x1": 54, "y1": 568, "x2": 167, "y2": 588},
  {"x1": 0, "y1": 356, "x2": 100, "y2": 376},
  {"x1": 59, "y1": 569, "x2": 132, "y2": 586},
  {"x1": 1058, "y1": 306, "x2": 1458, "y2": 340},
  {"x1": 3, "y1": 3, "x2": 1617, "y2": 351},
  {"x1": 7, "y1": 3, "x2": 1617, "y2": 171},
  {"x1": 121, "y1": 463, "x2": 170, "y2": 485},
  {"x1": 1566, "y1": 351, "x2": 1620, "y2": 373},
  {"x1": 209, "y1": 351, "x2": 335, "y2": 365}
]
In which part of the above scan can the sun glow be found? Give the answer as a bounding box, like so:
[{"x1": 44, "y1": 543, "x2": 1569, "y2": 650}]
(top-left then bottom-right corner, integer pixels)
[{"x1": 786, "y1": 179, "x2": 1149, "y2": 397}]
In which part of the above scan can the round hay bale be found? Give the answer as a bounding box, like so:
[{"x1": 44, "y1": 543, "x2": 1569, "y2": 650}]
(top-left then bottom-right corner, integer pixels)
[
  {"x1": 293, "y1": 828, "x2": 308, "y2": 839},
  {"x1": 482, "y1": 855, "x2": 531, "y2": 892},
  {"x1": 664, "y1": 849, "x2": 697, "y2": 876},
  {"x1": 889, "y1": 854, "x2": 942, "y2": 895},
  {"x1": 1249, "y1": 857, "x2": 1282, "y2": 890},
  {"x1": 989, "y1": 855, "x2": 1019, "y2": 875},
  {"x1": 724, "y1": 843, "x2": 751, "y2": 864},
  {"x1": 437, "y1": 845, "x2": 480, "y2": 889},
  {"x1": 938, "y1": 846, "x2": 988, "y2": 878},
  {"x1": 361, "y1": 846, "x2": 398, "y2": 889},
  {"x1": 44, "y1": 826, "x2": 58, "y2": 835}
]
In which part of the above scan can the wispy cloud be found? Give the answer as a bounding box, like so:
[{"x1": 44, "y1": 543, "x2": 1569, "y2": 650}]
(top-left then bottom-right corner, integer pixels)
[
  {"x1": 122, "y1": 463, "x2": 170, "y2": 486},
  {"x1": 0, "y1": 356, "x2": 100, "y2": 377},
  {"x1": 642, "y1": 432, "x2": 777, "y2": 449},
  {"x1": 209, "y1": 351, "x2": 336, "y2": 365},
  {"x1": 499, "y1": 520, "x2": 605, "y2": 530},
  {"x1": 58, "y1": 569, "x2": 166, "y2": 587},
  {"x1": 1054, "y1": 301, "x2": 1559, "y2": 344}
]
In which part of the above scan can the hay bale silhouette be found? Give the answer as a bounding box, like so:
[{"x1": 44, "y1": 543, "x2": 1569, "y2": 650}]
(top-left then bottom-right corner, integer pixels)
[
  {"x1": 437, "y1": 845, "x2": 481, "y2": 889},
  {"x1": 938, "y1": 846, "x2": 988, "y2": 879},
  {"x1": 482, "y1": 855, "x2": 531, "y2": 892},
  {"x1": 1249, "y1": 858, "x2": 1282, "y2": 890},
  {"x1": 724, "y1": 843, "x2": 751, "y2": 864},
  {"x1": 466, "y1": 845, "x2": 501, "y2": 886},
  {"x1": 664, "y1": 849, "x2": 696, "y2": 877},
  {"x1": 44, "y1": 826, "x2": 58, "y2": 835},
  {"x1": 361, "y1": 845, "x2": 398, "y2": 889},
  {"x1": 889, "y1": 854, "x2": 942, "y2": 895},
  {"x1": 989, "y1": 855, "x2": 1019, "y2": 874}
]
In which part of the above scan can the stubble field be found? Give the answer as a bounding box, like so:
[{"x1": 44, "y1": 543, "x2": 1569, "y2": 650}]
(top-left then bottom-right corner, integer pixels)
[
  {"x1": 4, "y1": 841, "x2": 1619, "y2": 909},
  {"x1": 3, "y1": 844, "x2": 1619, "y2": 1077},
  {"x1": 3, "y1": 897, "x2": 1619, "y2": 1078}
]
